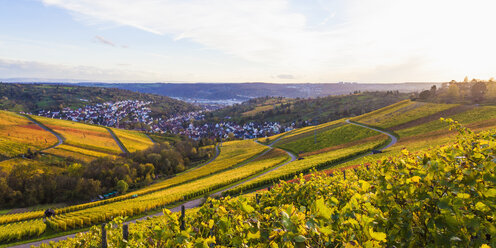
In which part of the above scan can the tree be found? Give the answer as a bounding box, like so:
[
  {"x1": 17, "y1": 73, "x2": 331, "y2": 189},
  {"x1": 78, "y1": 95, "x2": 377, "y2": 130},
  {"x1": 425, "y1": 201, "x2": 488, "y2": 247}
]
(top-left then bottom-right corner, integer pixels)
[
  {"x1": 471, "y1": 82, "x2": 487, "y2": 103},
  {"x1": 116, "y1": 180, "x2": 128, "y2": 194},
  {"x1": 446, "y1": 83, "x2": 461, "y2": 103},
  {"x1": 463, "y1": 76, "x2": 469, "y2": 83}
]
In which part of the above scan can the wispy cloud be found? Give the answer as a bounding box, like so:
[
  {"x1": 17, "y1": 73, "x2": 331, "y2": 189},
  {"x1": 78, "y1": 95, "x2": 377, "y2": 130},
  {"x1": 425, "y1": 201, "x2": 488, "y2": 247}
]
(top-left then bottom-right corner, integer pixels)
[
  {"x1": 0, "y1": 58, "x2": 158, "y2": 82},
  {"x1": 94, "y1": 35, "x2": 115, "y2": 46},
  {"x1": 276, "y1": 74, "x2": 295, "y2": 80},
  {"x1": 32, "y1": 0, "x2": 496, "y2": 82}
]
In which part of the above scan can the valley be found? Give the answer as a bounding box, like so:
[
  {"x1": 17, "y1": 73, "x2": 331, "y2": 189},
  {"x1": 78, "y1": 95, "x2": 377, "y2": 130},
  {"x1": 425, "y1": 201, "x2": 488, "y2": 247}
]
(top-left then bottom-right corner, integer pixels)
[{"x1": 1, "y1": 85, "x2": 495, "y2": 247}]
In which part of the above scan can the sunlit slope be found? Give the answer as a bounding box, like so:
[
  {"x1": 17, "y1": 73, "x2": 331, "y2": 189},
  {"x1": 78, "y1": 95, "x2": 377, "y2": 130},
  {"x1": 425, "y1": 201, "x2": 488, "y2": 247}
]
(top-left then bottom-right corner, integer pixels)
[
  {"x1": 0, "y1": 111, "x2": 58, "y2": 158},
  {"x1": 0, "y1": 140, "x2": 278, "y2": 242},
  {"x1": 276, "y1": 123, "x2": 384, "y2": 156},
  {"x1": 334, "y1": 105, "x2": 496, "y2": 172},
  {"x1": 38, "y1": 123, "x2": 496, "y2": 247},
  {"x1": 31, "y1": 115, "x2": 122, "y2": 160},
  {"x1": 111, "y1": 128, "x2": 154, "y2": 152},
  {"x1": 0, "y1": 139, "x2": 266, "y2": 227},
  {"x1": 226, "y1": 134, "x2": 388, "y2": 195},
  {"x1": 352, "y1": 100, "x2": 457, "y2": 129}
]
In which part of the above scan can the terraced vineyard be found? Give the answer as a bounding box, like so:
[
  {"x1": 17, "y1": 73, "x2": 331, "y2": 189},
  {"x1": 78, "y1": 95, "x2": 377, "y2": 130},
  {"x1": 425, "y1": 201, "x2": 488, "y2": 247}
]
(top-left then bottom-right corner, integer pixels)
[
  {"x1": 0, "y1": 111, "x2": 58, "y2": 158},
  {"x1": 31, "y1": 115, "x2": 122, "y2": 161},
  {"x1": 352, "y1": 100, "x2": 457, "y2": 129},
  {"x1": 35, "y1": 120, "x2": 496, "y2": 247},
  {"x1": 4, "y1": 101, "x2": 496, "y2": 247},
  {"x1": 110, "y1": 128, "x2": 154, "y2": 152},
  {"x1": 276, "y1": 123, "x2": 384, "y2": 155}
]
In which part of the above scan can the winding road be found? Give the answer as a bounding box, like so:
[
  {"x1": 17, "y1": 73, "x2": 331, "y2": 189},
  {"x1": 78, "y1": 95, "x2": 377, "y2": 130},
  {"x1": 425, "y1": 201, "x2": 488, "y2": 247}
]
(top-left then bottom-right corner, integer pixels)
[
  {"x1": 8, "y1": 121, "x2": 397, "y2": 248},
  {"x1": 345, "y1": 119, "x2": 398, "y2": 150},
  {"x1": 21, "y1": 114, "x2": 64, "y2": 151}
]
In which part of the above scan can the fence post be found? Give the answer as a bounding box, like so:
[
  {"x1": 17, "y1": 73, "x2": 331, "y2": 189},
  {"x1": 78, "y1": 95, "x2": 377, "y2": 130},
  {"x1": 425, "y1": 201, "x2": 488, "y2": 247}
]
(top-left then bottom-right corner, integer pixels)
[
  {"x1": 180, "y1": 205, "x2": 186, "y2": 231},
  {"x1": 256, "y1": 194, "x2": 260, "y2": 205},
  {"x1": 343, "y1": 171, "x2": 346, "y2": 180},
  {"x1": 101, "y1": 223, "x2": 107, "y2": 248},
  {"x1": 123, "y1": 224, "x2": 129, "y2": 241}
]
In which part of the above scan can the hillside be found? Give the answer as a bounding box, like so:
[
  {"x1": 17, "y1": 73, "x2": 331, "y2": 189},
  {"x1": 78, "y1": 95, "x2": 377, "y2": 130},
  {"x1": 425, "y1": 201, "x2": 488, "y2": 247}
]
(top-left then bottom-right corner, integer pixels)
[
  {"x1": 15, "y1": 110, "x2": 496, "y2": 248},
  {"x1": 77, "y1": 82, "x2": 434, "y2": 102},
  {"x1": 1, "y1": 100, "x2": 496, "y2": 247},
  {"x1": 0, "y1": 111, "x2": 214, "y2": 209},
  {"x1": 204, "y1": 91, "x2": 410, "y2": 126},
  {"x1": 0, "y1": 83, "x2": 199, "y2": 118}
]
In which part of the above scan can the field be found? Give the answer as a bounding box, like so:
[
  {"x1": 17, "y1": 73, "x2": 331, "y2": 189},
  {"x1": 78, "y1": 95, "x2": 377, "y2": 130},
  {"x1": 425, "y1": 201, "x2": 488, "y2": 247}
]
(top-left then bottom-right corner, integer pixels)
[
  {"x1": 0, "y1": 140, "x2": 267, "y2": 229},
  {"x1": 111, "y1": 128, "x2": 154, "y2": 152},
  {"x1": 225, "y1": 136, "x2": 388, "y2": 195},
  {"x1": 352, "y1": 100, "x2": 457, "y2": 129},
  {"x1": 31, "y1": 116, "x2": 122, "y2": 159},
  {"x1": 0, "y1": 111, "x2": 58, "y2": 158},
  {"x1": 36, "y1": 118, "x2": 496, "y2": 247},
  {"x1": 4, "y1": 100, "x2": 496, "y2": 246},
  {"x1": 0, "y1": 141, "x2": 279, "y2": 242},
  {"x1": 276, "y1": 123, "x2": 383, "y2": 155},
  {"x1": 0, "y1": 158, "x2": 44, "y2": 174}
]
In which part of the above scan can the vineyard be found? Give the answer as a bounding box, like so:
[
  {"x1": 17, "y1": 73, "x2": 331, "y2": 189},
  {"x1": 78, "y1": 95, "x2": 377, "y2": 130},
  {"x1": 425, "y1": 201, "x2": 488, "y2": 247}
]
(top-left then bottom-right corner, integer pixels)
[
  {"x1": 0, "y1": 111, "x2": 58, "y2": 158},
  {"x1": 110, "y1": 128, "x2": 154, "y2": 153},
  {"x1": 30, "y1": 115, "x2": 123, "y2": 160},
  {"x1": 36, "y1": 120, "x2": 496, "y2": 247},
  {"x1": 352, "y1": 100, "x2": 457, "y2": 129},
  {"x1": 276, "y1": 123, "x2": 383, "y2": 155},
  {"x1": 2, "y1": 100, "x2": 496, "y2": 247}
]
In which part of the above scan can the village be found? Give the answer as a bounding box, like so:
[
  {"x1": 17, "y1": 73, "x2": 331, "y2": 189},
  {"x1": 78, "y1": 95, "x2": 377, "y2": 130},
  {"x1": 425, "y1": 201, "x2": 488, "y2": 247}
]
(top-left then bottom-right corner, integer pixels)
[{"x1": 36, "y1": 100, "x2": 293, "y2": 140}]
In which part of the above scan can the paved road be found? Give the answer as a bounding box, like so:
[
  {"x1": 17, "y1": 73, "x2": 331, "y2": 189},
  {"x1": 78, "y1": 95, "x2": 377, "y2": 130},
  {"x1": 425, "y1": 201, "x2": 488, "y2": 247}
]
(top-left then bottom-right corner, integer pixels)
[
  {"x1": 22, "y1": 114, "x2": 64, "y2": 150},
  {"x1": 345, "y1": 119, "x2": 397, "y2": 150},
  {"x1": 145, "y1": 133, "x2": 156, "y2": 144},
  {"x1": 105, "y1": 128, "x2": 128, "y2": 154}
]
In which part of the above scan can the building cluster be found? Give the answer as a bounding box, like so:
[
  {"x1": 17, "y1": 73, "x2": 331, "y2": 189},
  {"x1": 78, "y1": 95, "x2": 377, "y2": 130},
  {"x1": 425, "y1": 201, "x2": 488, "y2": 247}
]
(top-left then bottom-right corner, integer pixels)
[
  {"x1": 37, "y1": 101, "x2": 293, "y2": 140},
  {"x1": 37, "y1": 100, "x2": 153, "y2": 127},
  {"x1": 152, "y1": 111, "x2": 293, "y2": 140}
]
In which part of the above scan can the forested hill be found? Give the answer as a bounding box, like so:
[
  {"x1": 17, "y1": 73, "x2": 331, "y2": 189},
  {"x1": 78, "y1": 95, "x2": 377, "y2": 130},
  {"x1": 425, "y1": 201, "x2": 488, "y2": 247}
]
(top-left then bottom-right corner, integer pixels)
[
  {"x1": 77, "y1": 82, "x2": 436, "y2": 101},
  {"x1": 203, "y1": 91, "x2": 410, "y2": 126},
  {"x1": 0, "y1": 83, "x2": 199, "y2": 118}
]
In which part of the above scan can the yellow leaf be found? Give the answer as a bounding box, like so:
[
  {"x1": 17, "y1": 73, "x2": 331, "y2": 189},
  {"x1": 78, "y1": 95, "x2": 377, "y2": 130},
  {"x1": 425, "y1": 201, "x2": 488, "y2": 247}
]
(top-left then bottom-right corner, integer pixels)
[
  {"x1": 410, "y1": 176, "x2": 421, "y2": 183},
  {"x1": 369, "y1": 227, "x2": 387, "y2": 242}
]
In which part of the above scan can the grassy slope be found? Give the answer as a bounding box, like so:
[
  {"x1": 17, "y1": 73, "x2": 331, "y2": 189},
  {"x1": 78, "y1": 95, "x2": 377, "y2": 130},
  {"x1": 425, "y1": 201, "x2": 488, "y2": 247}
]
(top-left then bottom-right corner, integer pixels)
[{"x1": 276, "y1": 124, "x2": 382, "y2": 155}]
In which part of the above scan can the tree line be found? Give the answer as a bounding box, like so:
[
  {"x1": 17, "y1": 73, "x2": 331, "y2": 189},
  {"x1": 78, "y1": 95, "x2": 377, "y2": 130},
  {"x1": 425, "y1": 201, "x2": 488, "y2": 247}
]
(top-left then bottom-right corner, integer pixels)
[{"x1": 415, "y1": 77, "x2": 496, "y2": 104}]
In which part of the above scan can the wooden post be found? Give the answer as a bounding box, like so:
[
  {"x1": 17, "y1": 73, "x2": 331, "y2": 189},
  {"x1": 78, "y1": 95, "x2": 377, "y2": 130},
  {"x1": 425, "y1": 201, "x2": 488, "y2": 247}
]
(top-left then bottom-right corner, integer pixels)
[
  {"x1": 256, "y1": 194, "x2": 260, "y2": 205},
  {"x1": 180, "y1": 205, "x2": 186, "y2": 230},
  {"x1": 101, "y1": 223, "x2": 107, "y2": 248},
  {"x1": 123, "y1": 224, "x2": 129, "y2": 241},
  {"x1": 343, "y1": 171, "x2": 346, "y2": 180}
]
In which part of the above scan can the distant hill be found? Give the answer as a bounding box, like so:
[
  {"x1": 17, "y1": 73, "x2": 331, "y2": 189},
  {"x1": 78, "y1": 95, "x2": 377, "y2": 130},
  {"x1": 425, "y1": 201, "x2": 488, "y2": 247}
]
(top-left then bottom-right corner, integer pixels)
[
  {"x1": 76, "y1": 82, "x2": 438, "y2": 102},
  {"x1": 203, "y1": 91, "x2": 411, "y2": 126},
  {"x1": 0, "y1": 83, "x2": 199, "y2": 118}
]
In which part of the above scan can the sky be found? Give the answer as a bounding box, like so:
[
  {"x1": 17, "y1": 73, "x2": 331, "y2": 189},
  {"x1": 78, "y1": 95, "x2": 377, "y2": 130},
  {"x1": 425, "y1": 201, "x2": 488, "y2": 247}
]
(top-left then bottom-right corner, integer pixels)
[{"x1": 0, "y1": 0, "x2": 495, "y2": 83}]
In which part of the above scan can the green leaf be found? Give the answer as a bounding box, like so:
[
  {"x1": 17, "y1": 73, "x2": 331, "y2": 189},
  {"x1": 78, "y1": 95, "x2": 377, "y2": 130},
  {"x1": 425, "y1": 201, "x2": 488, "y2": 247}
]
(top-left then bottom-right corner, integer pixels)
[
  {"x1": 294, "y1": 235, "x2": 306, "y2": 243},
  {"x1": 484, "y1": 188, "x2": 496, "y2": 198}
]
